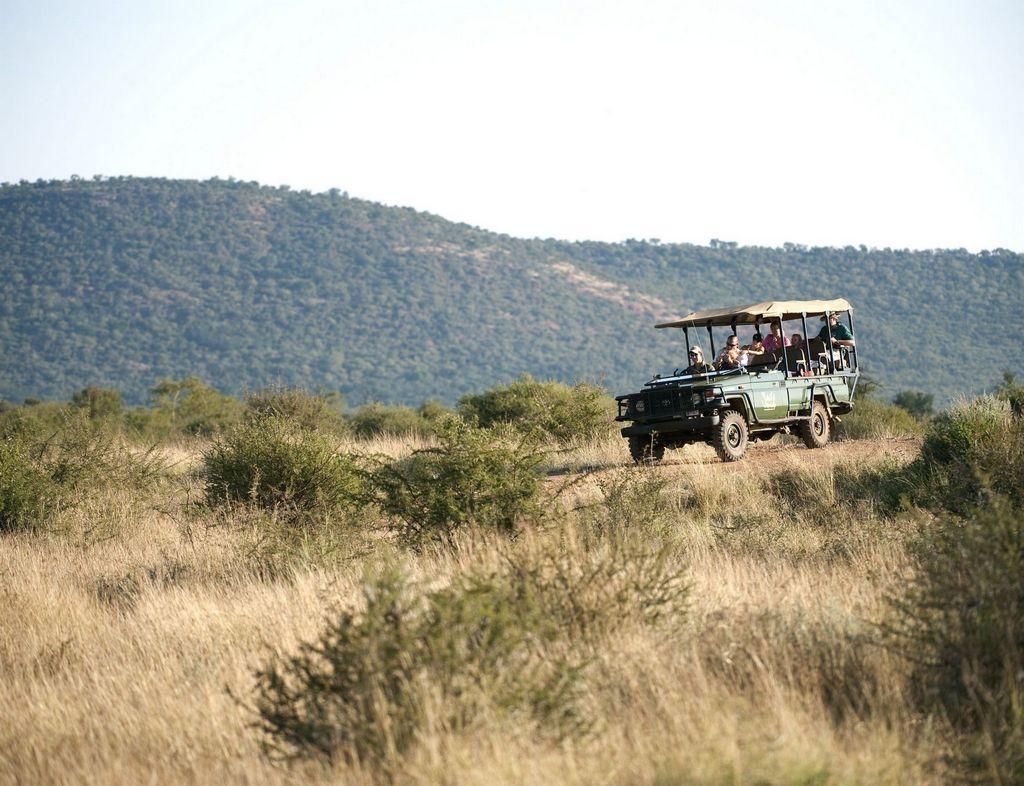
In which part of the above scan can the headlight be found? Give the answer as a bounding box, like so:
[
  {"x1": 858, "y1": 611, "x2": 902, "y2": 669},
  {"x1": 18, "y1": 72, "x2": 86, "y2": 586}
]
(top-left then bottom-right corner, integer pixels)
[
  {"x1": 635, "y1": 399, "x2": 646, "y2": 413},
  {"x1": 703, "y1": 387, "x2": 723, "y2": 400}
]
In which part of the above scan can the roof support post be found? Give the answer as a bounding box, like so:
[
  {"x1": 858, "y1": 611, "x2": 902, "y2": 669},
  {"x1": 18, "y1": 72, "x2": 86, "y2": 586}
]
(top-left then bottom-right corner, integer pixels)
[
  {"x1": 824, "y1": 310, "x2": 835, "y2": 373},
  {"x1": 779, "y1": 317, "x2": 788, "y2": 379},
  {"x1": 683, "y1": 326, "x2": 690, "y2": 353},
  {"x1": 706, "y1": 322, "x2": 715, "y2": 359},
  {"x1": 800, "y1": 312, "x2": 811, "y2": 373},
  {"x1": 847, "y1": 311, "x2": 857, "y2": 370}
]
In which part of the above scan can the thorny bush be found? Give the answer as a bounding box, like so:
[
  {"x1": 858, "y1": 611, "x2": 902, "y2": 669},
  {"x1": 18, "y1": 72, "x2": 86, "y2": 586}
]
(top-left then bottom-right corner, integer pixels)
[{"x1": 371, "y1": 417, "x2": 547, "y2": 549}]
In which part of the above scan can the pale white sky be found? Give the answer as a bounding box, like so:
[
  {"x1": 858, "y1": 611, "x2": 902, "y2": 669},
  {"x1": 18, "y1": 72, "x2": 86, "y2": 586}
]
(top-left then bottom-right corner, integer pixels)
[{"x1": 2, "y1": 0, "x2": 1021, "y2": 250}]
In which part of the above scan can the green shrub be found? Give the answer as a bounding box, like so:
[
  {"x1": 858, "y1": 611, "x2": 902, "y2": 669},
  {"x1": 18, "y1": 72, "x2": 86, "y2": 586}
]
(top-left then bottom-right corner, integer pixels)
[
  {"x1": 69, "y1": 386, "x2": 124, "y2": 420},
  {"x1": 347, "y1": 401, "x2": 444, "y2": 439},
  {"x1": 913, "y1": 396, "x2": 1023, "y2": 511},
  {"x1": 0, "y1": 401, "x2": 73, "y2": 442},
  {"x1": 150, "y1": 376, "x2": 241, "y2": 436},
  {"x1": 883, "y1": 496, "x2": 1024, "y2": 780},
  {"x1": 458, "y1": 374, "x2": 613, "y2": 444},
  {"x1": 920, "y1": 396, "x2": 1011, "y2": 466},
  {"x1": 835, "y1": 395, "x2": 923, "y2": 440},
  {"x1": 996, "y1": 371, "x2": 1024, "y2": 418},
  {"x1": 203, "y1": 416, "x2": 365, "y2": 516},
  {"x1": 372, "y1": 417, "x2": 545, "y2": 548},
  {"x1": 0, "y1": 414, "x2": 163, "y2": 533},
  {"x1": 254, "y1": 569, "x2": 589, "y2": 766},
  {"x1": 0, "y1": 435, "x2": 55, "y2": 533},
  {"x1": 835, "y1": 396, "x2": 1023, "y2": 515},
  {"x1": 891, "y1": 390, "x2": 934, "y2": 419},
  {"x1": 416, "y1": 398, "x2": 452, "y2": 424},
  {"x1": 244, "y1": 386, "x2": 348, "y2": 435},
  {"x1": 122, "y1": 406, "x2": 173, "y2": 441}
]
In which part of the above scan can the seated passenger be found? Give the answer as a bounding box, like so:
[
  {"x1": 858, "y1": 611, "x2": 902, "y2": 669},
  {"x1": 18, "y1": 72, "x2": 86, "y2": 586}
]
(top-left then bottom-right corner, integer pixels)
[
  {"x1": 790, "y1": 333, "x2": 804, "y2": 353},
  {"x1": 683, "y1": 346, "x2": 715, "y2": 375},
  {"x1": 763, "y1": 323, "x2": 790, "y2": 353},
  {"x1": 714, "y1": 335, "x2": 742, "y2": 369},
  {"x1": 817, "y1": 314, "x2": 855, "y2": 347},
  {"x1": 743, "y1": 332, "x2": 766, "y2": 355}
]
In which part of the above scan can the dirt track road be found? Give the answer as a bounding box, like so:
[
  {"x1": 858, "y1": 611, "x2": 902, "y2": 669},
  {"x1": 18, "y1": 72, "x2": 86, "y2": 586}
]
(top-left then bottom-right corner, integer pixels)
[{"x1": 549, "y1": 437, "x2": 921, "y2": 486}]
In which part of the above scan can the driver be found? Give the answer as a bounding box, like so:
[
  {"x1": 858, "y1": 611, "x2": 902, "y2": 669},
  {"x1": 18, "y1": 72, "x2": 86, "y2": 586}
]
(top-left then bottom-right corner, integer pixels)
[{"x1": 683, "y1": 346, "x2": 715, "y2": 375}]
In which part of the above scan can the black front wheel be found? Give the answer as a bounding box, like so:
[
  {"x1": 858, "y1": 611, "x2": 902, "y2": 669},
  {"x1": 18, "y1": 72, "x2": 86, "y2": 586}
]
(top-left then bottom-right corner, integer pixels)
[
  {"x1": 713, "y1": 410, "x2": 749, "y2": 462},
  {"x1": 628, "y1": 434, "x2": 665, "y2": 465}
]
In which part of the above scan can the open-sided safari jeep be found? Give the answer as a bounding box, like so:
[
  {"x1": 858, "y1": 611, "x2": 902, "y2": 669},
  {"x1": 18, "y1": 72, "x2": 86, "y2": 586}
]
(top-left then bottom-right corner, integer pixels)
[{"x1": 616, "y1": 299, "x2": 860, "y2": 463}]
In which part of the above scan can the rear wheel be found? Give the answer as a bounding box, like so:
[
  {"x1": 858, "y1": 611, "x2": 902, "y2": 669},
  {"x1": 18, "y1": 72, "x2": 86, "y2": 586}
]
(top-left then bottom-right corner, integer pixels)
[
  {"x1": 798, "y1": 401, "x2": 832, "y2": 448},
  {"x1": 714, "y1": 410, "x2": 748, "y2": 462},
  {"x1": 628, "y1": 434, "x2": 664, "y2": 465}
]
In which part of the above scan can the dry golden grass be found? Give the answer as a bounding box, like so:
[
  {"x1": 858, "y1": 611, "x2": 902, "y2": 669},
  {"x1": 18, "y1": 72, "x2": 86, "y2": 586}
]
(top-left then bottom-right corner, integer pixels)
[{"x1": 0, "y1": 433, "x2": 950, "y2": 785}]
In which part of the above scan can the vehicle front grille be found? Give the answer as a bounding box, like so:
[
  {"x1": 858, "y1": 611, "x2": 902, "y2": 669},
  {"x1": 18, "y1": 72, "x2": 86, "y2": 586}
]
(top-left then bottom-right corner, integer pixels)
[{"x1": 648, "y1": 391, "x2": 678, "y2": 417}]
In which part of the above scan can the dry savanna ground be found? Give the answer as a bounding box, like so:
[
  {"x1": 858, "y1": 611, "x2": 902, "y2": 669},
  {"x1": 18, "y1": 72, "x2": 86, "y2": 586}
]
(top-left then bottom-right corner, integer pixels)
[{"x1": 0, "y1": 427, "x2": 959, "y2": 786}]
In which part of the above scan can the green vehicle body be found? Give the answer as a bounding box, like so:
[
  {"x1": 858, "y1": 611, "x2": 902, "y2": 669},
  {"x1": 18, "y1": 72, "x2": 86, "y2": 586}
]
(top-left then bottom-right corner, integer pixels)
[{"x1": 615, "y1": 300, "x2": 860, "y2": 462}]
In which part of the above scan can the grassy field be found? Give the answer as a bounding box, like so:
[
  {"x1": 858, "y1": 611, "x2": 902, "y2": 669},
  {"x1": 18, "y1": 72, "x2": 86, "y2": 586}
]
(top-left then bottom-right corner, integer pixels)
[{"x1": 0, "y1": 395, "x2": 1020, "y2": 785}]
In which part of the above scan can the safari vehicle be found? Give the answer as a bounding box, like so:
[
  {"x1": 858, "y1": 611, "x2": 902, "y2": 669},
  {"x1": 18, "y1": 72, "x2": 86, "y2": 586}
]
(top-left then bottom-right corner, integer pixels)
[{"x1": 616, "y1": 299, "x2": 860, "y2": 462}]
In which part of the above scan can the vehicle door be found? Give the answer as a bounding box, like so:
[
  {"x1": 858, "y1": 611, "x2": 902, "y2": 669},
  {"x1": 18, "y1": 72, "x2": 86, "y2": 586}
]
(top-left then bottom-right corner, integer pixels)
[
  {"x1": 747, "y1": 370, "x2": 788, "y2": 420},
  {"x1": 787, "y1": 377, "x2": 811, "y2": 414}
]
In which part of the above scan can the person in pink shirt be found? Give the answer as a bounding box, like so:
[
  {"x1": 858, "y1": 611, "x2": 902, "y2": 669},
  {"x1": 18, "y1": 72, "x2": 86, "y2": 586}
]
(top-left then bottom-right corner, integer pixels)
[{"x1": 762, "y1": 322, "x2": 791, "y2": 353}]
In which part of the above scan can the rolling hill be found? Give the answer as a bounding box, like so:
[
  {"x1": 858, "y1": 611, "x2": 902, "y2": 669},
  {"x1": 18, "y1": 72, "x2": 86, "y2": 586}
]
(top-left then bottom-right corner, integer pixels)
[{"x1": 1, "y1": 177, "x2": 1019, "y2": 405}]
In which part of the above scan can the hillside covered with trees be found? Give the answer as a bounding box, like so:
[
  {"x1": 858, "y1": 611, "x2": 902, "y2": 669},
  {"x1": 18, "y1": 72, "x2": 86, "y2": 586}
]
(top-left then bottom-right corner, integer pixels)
[{"x1": 1, "y1": 177, "x2": 1019, "y2": 405}]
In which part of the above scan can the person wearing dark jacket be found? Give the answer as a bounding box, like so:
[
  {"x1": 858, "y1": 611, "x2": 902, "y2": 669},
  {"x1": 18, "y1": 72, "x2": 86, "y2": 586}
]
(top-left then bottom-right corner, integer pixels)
[
  {"x1": 817, "y1": 313, "x2": 855, "y2": 347},
  {"x1": 683, "y1": 346, "x2": 715, "y2": 375}
]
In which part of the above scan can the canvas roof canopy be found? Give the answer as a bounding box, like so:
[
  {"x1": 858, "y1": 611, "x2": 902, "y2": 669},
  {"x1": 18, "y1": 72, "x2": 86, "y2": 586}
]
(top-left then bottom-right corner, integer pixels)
[{"x1": 655, "y1": 298, "x2": 853, "y2": 329}]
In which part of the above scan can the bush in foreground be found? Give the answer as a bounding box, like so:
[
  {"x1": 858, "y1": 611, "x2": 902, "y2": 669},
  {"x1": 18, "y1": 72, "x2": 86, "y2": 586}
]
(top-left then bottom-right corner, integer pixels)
[
  {"x1": 458, "y1": 375, "x2": 613, "y2": 444},
  {"x1": 203, "y1": 416, "x2": 365, "y2": 517},
  {"x1": 254, "y1": 540, "x2": 687, "y2": 767},
  {"x1": 254, "y1": 570, "x2": 589, "y2": 767},
  {"x1": 372, "y1": 417, "x2": 546, "y2": 548},
  {"x1": 0, "y1": 434, "x2": 56, "y2": 533},
  {"x1": 884, "y1": 496, "x2": 1024, "y2": 781}
]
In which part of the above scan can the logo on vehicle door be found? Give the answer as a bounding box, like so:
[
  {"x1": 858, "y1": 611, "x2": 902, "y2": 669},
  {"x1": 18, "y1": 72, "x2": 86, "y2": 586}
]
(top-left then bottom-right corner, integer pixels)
[{"x1": 761, "y1": 391, "x2": 777, "y2": 408}]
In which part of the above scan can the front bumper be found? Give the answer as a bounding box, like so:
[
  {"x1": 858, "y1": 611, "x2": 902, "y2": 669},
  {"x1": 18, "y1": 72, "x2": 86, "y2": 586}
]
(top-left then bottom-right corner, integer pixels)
[{"x1": 620, "y1": 414, "x2": 720, "y2": 437}]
